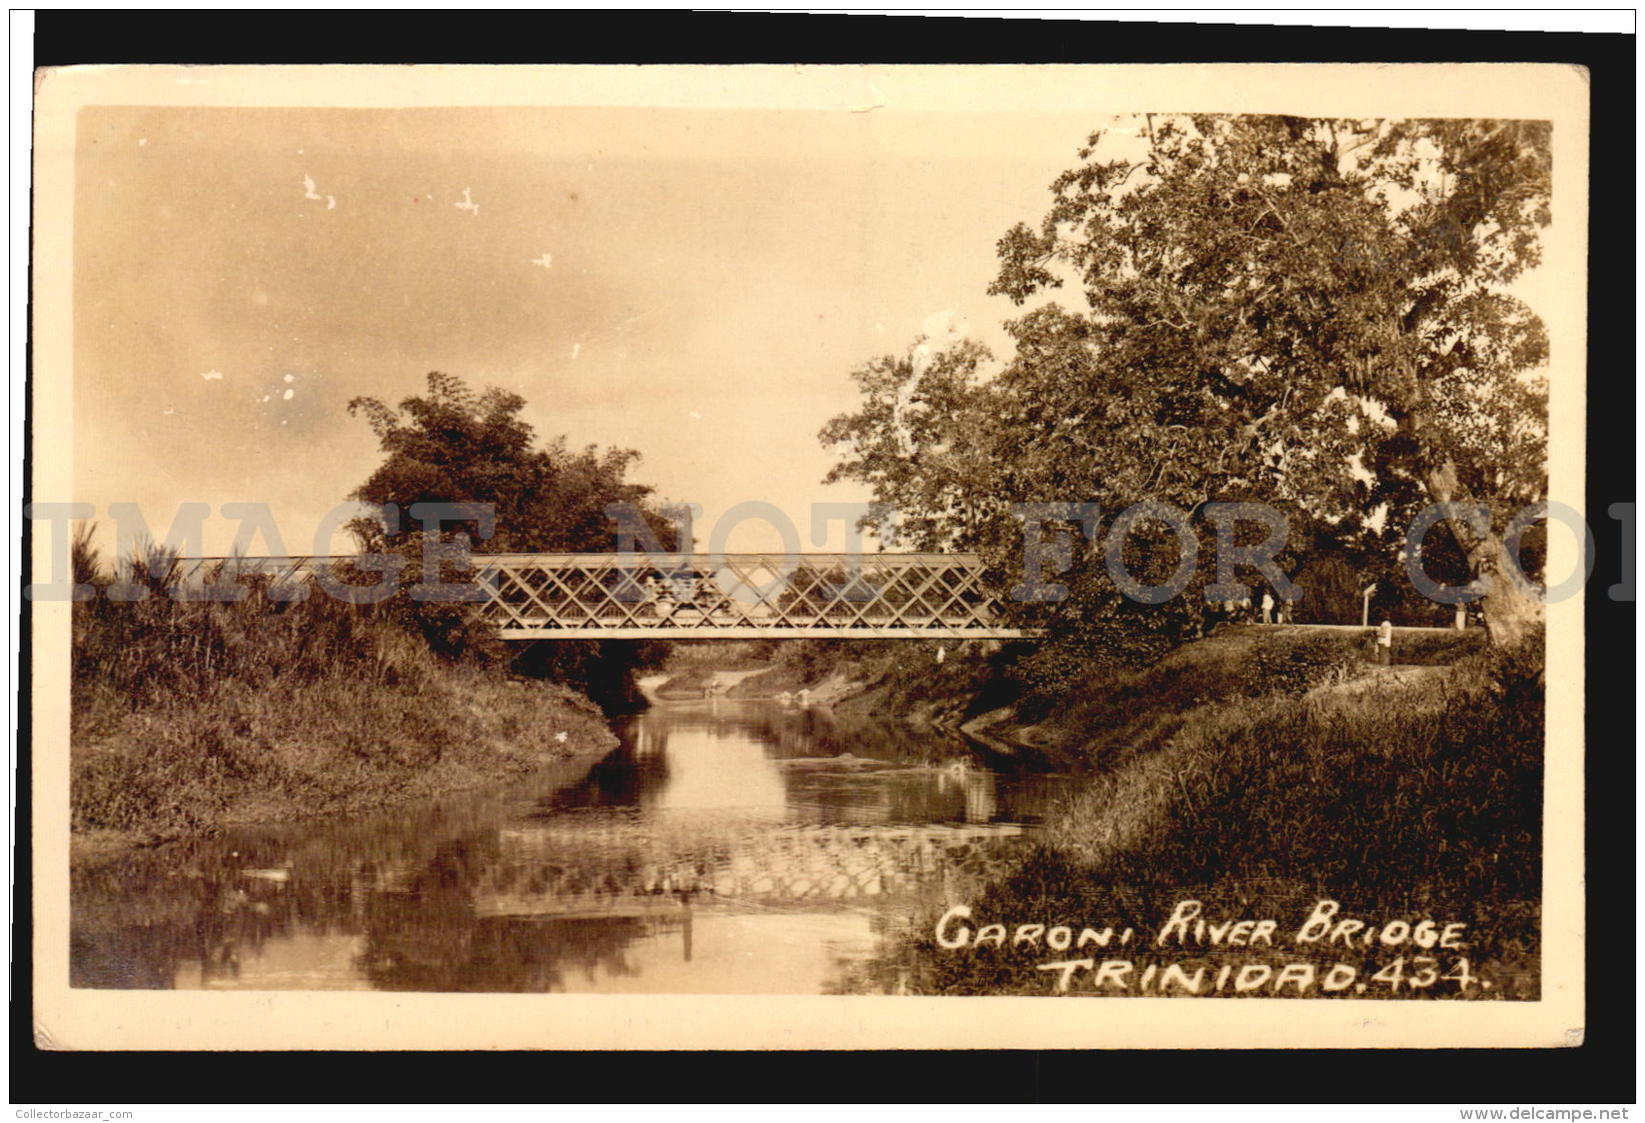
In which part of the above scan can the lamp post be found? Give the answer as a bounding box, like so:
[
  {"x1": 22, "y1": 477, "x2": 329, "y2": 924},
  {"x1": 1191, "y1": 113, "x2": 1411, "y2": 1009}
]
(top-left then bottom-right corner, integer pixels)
[{"x1": 1361, "y1": 583, "x2": 1377, "y2": 628}]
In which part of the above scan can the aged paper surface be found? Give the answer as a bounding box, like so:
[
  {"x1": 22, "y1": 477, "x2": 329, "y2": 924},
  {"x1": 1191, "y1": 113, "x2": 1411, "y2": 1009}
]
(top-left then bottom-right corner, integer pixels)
[{"x1": 32, "y1": 63, "x2": 1587, "y2": 1050}]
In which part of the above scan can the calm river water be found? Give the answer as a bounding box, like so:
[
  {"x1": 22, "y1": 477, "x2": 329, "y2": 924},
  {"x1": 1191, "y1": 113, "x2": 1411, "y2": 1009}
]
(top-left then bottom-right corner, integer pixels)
[{"x1": 71, "y1": 701, "x2": 1060, "y2": 994}]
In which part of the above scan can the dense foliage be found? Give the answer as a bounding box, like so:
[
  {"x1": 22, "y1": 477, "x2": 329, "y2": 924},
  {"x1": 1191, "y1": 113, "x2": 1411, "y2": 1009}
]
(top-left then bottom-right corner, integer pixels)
[
  {"x1": 348, "y1": 372, "x2": 678, "y2": 709},
  {"x1": 823, "y1": 115, "x2": 1552, "y2": 665},
  {"x1": 70, "y1": 534, "x2": 615, "y2": 835}
]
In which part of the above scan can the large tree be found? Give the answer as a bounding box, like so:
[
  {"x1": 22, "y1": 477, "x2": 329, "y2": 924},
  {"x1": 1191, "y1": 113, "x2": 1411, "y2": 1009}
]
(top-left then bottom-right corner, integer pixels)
[
  {"x1": 819, "y1": 338, "x2": 1000, "y2": 551},
  {"x1": 827, "y1": 115, "x2": 1552, "y2": 648},
  {"x1": 348, "y1": 371, "x2": 670, "y2": 555},
  {"x1": 348, "y1": 372, "x2": 677, "y2": 707}
]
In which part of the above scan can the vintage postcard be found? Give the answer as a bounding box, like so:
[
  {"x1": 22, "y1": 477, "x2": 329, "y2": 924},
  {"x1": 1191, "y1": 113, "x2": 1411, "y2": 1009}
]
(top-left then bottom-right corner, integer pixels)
[{"x1": 30, "y1": 62, "x2": 1588, "y2": 1050}]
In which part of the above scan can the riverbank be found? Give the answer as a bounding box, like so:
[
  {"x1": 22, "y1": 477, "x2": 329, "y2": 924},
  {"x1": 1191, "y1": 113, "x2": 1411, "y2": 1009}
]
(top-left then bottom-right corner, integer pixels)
[
  {"x1": 647, "y1": 666, "x2": 772, "y2": 701},
  {"x1": 73, "y1": 671, "x2": 619, "y2": 846},
  {"x1": 723, "y1": 625, "x2": 1484, "y2": 748},
  {"x1": 687, "y1": 625, "x2": 1541, "y2": 997},
  {"x1": 69, "y1": 549, "x2": 623, "y2": 844},
  {"x1": 854, "y1": 632, "x2": 1544, "y2": 998}
]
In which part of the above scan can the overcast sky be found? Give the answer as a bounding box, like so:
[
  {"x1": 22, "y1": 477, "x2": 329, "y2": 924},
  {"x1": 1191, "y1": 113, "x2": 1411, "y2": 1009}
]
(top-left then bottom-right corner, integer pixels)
[{"x1": 71, "y1": 102, "x2": 1117, "y2": 557}]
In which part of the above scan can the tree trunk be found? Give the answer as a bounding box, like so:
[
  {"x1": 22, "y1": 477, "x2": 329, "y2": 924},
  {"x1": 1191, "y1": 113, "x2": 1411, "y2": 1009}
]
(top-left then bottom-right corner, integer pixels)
[
  {"x1": 1420, "y1": 460, "x2": 1544, "y2": 650},
  {"x1": 1471, "y1": 531, "x2": 1546, "y2": 649}
]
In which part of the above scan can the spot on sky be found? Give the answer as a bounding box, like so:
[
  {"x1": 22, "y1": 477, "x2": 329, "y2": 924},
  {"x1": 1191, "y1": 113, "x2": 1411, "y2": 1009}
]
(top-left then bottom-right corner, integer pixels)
[
  {"x1": 261, "y1": 395, "x2": 270, "y2": 403},
  {"x1": 301, "y1": 175, "x2": 337, "y2": 210},
  {"x1": 282, "y1": 388, "x2": 294, "y2": 401},
  {"x1": 570, "y1": 343, "x2": 581, "y2": 360},
  {"x1": 688, "y1": 410, "x2": 703, "y2": 420},
  {"x1": 532, "y1": 253, "x2": 553, "y2": 270},
  {"x1": 455, "y1": 187, "x2": 479, "y2": 216},
  {"x1": 283, "y1": 373, "x2": 295, "y2": 383},
  {"x1": 851, "y1": 82, "x2": 890, "y2": 114},
  {"x1": 200, "y1": 370, "x2": 224, "y2": 381},
  {"x1": 921, "y1": 308, "x2": 969, "y2": 339},
  {"x1": 137, "y1": 138, "x2": 147, "y2": 147}
]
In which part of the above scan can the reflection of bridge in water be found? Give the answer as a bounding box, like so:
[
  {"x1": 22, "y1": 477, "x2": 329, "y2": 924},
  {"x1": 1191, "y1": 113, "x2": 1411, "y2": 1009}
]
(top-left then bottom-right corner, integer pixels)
[
  {"x1": 172, "y1": 552, "x2": 1035, "y2": 640},
  {"x1": 465, "y1": 819, "x2": 1029, "y2": 919},
  {"x1": 70, "y1": 700, "x2": 1056, "y2": 993}
]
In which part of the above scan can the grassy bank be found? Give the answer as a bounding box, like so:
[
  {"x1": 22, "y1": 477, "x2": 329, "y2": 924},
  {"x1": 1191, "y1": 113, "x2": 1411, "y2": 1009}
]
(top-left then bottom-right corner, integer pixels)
[
  {"x1": 70, "y1": 543, "x2": 619, "y2": 840},
  {"x1": 830, "y1": 628, "x2": 1539, "y2": 998},
  {"x1": 716, "y1": 626, "x2": 1534, "y2": 999},
  {"x1": 726, "y1": 625, "x2": 1483, "y2": 741}
]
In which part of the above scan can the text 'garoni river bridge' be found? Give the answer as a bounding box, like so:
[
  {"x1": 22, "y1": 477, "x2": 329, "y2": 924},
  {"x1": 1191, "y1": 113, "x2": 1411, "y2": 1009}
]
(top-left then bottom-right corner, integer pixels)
[{"x1": 167, "y1": 552, "x2": 1037, "y2": 640}]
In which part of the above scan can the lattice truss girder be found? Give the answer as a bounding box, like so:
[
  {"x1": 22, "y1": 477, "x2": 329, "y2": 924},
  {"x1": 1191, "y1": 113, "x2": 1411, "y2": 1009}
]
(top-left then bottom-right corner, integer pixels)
[
  {"x1": 473, "y1": 552, "x2": 1000, "y2": 631},
  {"x1": 166, "y1": 553, "x2": 1025, "y2": 637},
  {"x1": 473, "y1": 553, "x2": 1007, "y2": 635}
]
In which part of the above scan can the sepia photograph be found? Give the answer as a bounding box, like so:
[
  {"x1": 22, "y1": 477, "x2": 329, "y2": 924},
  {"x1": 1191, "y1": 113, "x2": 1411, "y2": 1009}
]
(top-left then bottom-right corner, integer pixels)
[{"x1": 27, "y1": 60, "x2": 1591, "y2": 1051}]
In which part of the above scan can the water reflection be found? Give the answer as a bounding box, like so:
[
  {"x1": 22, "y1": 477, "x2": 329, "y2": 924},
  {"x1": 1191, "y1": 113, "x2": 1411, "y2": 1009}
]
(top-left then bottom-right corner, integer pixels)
[
  {"x1": 648, "y1": 726, "x2": 788, "y2": 816},
  {"x1": 72, "y1": 701, "x2": 1056, "y2": 994}
]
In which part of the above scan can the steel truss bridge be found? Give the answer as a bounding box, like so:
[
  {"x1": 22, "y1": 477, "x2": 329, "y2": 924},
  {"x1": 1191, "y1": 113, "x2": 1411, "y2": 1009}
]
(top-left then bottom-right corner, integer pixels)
[{"x1": 171, "y1": 552, "x2": 1035, "y2": 641}]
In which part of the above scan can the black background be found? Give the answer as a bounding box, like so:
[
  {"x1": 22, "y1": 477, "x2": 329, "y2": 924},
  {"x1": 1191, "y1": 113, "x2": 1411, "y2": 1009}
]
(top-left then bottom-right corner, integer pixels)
[{"x1": 16, "y1": 11, "x2": 1636, "y2": 1106}]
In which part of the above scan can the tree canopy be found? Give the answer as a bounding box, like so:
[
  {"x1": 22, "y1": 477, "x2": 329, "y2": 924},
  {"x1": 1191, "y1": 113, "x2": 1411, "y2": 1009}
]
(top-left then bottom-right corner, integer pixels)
[
  {"x1": 823, "y1": 114, "x2": 1552, "y2": 653},
  {"x1": 348, "y1": 371, "x2": 674, "y2": 555},
  {"x1": 347, "y1": 372, "x2": 676, "y2": 705}
]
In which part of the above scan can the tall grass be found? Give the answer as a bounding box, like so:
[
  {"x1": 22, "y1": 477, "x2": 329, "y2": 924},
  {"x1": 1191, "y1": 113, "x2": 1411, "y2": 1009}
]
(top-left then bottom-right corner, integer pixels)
[
  {"x1": 838, "y1": 634, "x2": 1544, "y2": 998},
  {"x1": 70, "y1": 534, "x2": 617, "y2": 837},
  {"x1": 1047, "y1": 640, "x2": 1542, "y2": 898}
]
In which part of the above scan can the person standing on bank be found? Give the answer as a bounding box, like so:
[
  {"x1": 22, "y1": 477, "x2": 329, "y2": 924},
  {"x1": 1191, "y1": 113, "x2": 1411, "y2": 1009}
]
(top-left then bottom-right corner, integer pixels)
[
  {"x1": 1377, "y1": 618, "x2": 1394, "y2": 666},
  {"x1": 1260, "y1": 591, "x2": 1274, "y2": 625}
]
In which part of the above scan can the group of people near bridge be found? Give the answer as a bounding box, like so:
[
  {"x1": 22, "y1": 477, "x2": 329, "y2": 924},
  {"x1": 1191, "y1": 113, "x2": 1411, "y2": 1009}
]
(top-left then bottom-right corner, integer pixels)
[
  {"x1": 1215, "y1": 590, "x2": 1292, "y2": 626},
  {"x1": 639, "y1": 571, "x2": 724, "y2": 617}
]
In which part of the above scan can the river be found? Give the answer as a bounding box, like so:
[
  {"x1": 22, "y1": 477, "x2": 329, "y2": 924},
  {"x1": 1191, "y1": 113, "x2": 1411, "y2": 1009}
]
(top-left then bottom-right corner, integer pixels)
[{"x1": 71, "y1": 700, "x2": 1061, "y2": 994}]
